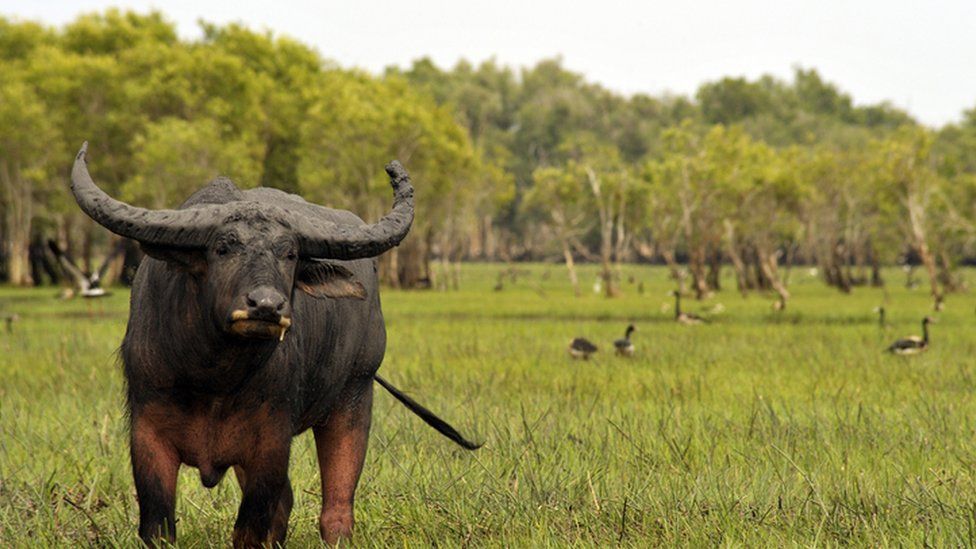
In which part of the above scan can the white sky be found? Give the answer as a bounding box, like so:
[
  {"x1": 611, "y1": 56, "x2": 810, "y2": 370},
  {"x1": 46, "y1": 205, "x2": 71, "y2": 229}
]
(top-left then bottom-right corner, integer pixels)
[{"x1": 3, "y1": 0, "x2": 975, "y2": 127}]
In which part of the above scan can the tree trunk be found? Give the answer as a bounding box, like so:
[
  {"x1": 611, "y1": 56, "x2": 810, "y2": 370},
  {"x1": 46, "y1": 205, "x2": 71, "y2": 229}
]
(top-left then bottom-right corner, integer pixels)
[
  {"x1": 585, "y1": 167, "x2": 619, "y2": 298},
  {"x1": 724, "y1": 220, "x2": 748, "y2": 296},
  {"x1": 482, "y1": 215, "x2": 496, "y2": 260},
  {"x1": 830, "y1": 242, "x2": 852, "y2": 293},
  {"x1": 937, "y1": 249, "x2": 959, "y2": 293},
  {"x1": 907, "y1": 197, "x2": 942, "y2": 306},
  {"x1": 1, "y1": 161, "x2": 33, "y2": 286},
  {"x1": 758, "y1": 246, "x2": 790, "y2": 309},
  {"x1": 688, "y1": 245, "x2": 709, "y2": 299},
  {"x1": 917, "y1": 239, "x2": 941, "y2": 307},
  {"x1": 562, "y1": 240, "x2": 581, "y2": 297},
  {"x1": 706, "y1": 248, "x2": 721, "y2": 292},
  {"x1": 749, "y1": 247, "x2": 768, "y2": 290},
  {"x1": 869, "y1": 244, "x2": 884, "y2": 287},
  {"x1": 659, "y1": 247, "x2": 686, "y2": 292},
  {"x1": 29, "y1": 234, "x2": 60, "y2": 286}
]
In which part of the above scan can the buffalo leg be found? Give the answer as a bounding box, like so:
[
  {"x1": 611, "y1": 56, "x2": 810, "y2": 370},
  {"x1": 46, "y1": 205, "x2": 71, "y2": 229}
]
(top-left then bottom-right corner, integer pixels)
[
  {"x1": 314, "y1": 380, "x2": 373, "y2": 544},
  {"x1": 232, "y1": 445, "x2": 293, "y2": 548},
  {"x1": 131, "y1": 417, "x2": 180, "y2": 545}
]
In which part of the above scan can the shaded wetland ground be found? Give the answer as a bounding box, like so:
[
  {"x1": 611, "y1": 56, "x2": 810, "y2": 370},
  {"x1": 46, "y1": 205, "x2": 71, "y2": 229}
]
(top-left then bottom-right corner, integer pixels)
[{"x1": 3, "y1": 263, "x2": 976, "y2": 546}]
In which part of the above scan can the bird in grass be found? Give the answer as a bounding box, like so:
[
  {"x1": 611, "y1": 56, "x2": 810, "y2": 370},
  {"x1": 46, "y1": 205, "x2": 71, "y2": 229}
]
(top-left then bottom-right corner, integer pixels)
[
  {"x1": 614, "y1": 325, "x2": 636, "y2": 356},
  {"x1": 887, "y1": 316, "x2": 935, "y2": 355},
  {"x1": 568, "y1": 337, "x2": 598, "y2": 360},
  {"x1": 672, "y1": 290, "x2": 706, "y2": 325},
  {"x1": 48, "y1": 239, "x2": 123, "y2": 298},
  {"x1": 3, "y1": 313, "x2": 18, "y2": 333},
  {"x1": 873, "y1": 306, "x2": 887, "y2": 329}
]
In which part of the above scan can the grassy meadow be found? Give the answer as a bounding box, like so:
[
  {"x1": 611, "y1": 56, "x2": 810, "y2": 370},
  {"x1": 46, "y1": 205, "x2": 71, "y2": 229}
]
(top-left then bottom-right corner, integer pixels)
[{"x1": 3, "y1": 263, "x2": 976, "y2": 546}]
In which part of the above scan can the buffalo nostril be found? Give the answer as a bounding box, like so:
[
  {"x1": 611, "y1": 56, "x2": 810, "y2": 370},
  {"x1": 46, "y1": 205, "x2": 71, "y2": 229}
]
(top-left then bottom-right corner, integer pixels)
[{"x1": 246, "y1": 288, "x2": 286, "y2": 318}]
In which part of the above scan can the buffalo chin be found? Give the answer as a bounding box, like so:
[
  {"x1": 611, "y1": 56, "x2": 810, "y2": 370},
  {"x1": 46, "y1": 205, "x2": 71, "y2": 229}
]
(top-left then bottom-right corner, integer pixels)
[{"x1": 229, "y1": 319, "x2": 283, "y2": 340}]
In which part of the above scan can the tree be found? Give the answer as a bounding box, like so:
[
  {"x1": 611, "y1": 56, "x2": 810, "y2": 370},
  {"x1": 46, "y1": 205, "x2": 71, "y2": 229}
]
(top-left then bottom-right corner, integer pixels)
[
  {"x1": 870, "y1": 127, "x2": 945, "y2": 308},
  {"x1": 560, "y1": 135, "x2": 636, "y2": 297},
  {"x1": 201, "y1": 23, "x2": 324, "y2": 192},
  {"x1": 523, "y1": 165, "x2": 592, "y2": 296},
  {"x1": 122, "y1": 118, "x2": 261, "y2": 208},
  {"x1": 299, "y1": 71, "x2": 481, "y2": 288},
  {"x1": 0, "y1": 79, "x2": 59, "y2": 285}
]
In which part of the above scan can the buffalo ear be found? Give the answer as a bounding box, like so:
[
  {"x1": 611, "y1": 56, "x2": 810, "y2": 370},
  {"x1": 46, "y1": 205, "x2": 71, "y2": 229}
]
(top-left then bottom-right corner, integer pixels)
[
  {"x1": 140, "y1": 244, "x2": 207, "y2": 275},
  {"x1": 297, "y1": 260, "x2": 367, "y2": 300}
]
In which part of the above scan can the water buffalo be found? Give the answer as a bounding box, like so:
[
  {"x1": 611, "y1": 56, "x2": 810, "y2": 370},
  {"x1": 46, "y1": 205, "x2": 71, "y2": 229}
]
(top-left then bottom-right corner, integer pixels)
[{"x1": 69, "y1": 143, "x2": 479, "y2": 547}]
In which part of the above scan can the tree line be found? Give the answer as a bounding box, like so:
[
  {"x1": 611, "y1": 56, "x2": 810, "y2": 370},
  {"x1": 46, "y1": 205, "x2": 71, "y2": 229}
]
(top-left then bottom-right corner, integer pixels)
[{"x1": 3, "y1": 10, "x2": 976, "y2": 308}]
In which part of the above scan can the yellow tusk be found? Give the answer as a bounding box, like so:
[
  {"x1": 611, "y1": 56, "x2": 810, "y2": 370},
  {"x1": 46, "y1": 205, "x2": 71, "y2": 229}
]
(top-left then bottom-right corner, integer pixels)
[
  {"x1": 279, "y1": 325, "x2": 288, "y2": 341},
  {"x1": 279, "y1": 317, "x2": 292, "y2": 328}
]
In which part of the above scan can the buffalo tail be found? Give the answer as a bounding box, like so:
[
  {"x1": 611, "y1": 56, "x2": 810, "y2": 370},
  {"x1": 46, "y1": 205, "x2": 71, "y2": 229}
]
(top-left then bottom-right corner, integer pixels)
[{"x1": 374, "y1": 374, "x2": 482, "y2": 450}]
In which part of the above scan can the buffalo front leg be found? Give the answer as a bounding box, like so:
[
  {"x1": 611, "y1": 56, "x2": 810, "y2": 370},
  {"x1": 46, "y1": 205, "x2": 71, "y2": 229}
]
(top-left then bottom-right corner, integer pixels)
[
  {"x1": 233, "y1": 444, "x2": 293, "y2": 548},
  {"x1": 131, "y1": 416, "x2": 180, "y2": 545},
  {"x1": 314, "y1": 380, "x2": 374, "y2": 545}
]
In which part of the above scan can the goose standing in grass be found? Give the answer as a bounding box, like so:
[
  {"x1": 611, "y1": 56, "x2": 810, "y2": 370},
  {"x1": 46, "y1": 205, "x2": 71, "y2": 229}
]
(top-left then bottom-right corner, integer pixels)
[
  {"x1": 887, "y1": 316, "x2": 935, "y2": 355},
  {"x1": 614, "y1": 325, "x2": 636, "y2": 356},
  {"x1": 3, "y1": 313, "x2": 18, "y2": 333},
  {"x1": 568, "y1": 337, "x2": 598, "y2": 360},
  {"x1": 672, "y1": 290, "x2": 706, "y2": 325},
  {"x1": 874, "y1": 306, "x2": 887, "y2": 329}
]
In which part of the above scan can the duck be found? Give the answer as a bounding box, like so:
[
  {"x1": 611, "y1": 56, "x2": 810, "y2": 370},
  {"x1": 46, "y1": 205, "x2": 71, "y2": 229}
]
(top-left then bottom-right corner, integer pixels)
[
  {"x1": 887, "y1": 316, "x2": 935, "y2": 355},
  {"x1": 614, "y1": 325, "x2": 636, "y2": 356},
  {"x1": 672, "y1": 290, "x2": 706, "y2": 325},
  {"x1": 568, "y1": 337, "x2": 598, "y2": 360}
]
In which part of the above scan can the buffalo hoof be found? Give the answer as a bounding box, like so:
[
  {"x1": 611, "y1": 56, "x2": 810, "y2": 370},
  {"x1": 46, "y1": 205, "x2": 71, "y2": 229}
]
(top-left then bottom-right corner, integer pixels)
[
  {"x1": 232, "y1": 528, "x2": 276, "y2": 549},
  {"x1": 320, "y1": 508, "x2": 354, "y2": 546}
]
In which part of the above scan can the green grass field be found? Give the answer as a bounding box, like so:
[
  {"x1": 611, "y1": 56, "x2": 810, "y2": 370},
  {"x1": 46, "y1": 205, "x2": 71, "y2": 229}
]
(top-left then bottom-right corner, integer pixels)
[{"x1": 3, "y1": 264, "x2": 976, "y2": 547}]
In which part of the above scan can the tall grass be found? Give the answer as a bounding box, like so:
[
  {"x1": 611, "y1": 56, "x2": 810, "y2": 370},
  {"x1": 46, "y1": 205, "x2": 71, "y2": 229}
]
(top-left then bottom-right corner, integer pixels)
[{"x1": 2, "y1": 264, "x2": 976, "y2": 546}]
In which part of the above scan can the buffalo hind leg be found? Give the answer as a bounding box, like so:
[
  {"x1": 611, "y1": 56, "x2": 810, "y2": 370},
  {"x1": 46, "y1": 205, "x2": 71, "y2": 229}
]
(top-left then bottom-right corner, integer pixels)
[
  {"x1": 232, "y1": 446, "x2": 293, "y2": 548},
  {"x1": 131, "y1": 416, "x2": 180, "y2": 545},
  {"x1": 314, "y1": 380, "x2": 373, "y2": 545}
]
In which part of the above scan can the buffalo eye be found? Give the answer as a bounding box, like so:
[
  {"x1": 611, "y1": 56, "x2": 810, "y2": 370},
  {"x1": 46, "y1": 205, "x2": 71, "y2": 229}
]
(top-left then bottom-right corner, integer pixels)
[
  {"x1": 215, "y1": 244, "x2": 229, "y2": 256},
  {"x1": 273, "y1": 241, "x2": 297, "y2": 261}
]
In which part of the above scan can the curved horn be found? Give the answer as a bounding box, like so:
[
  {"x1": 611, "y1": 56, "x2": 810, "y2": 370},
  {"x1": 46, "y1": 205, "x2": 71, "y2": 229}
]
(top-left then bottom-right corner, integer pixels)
[
  {"x1": 71, "y1": 142, "x2": 222, "y2": 248},
  {"x1": 293, "y1": 160, "x2": 415, "y2": 259}
]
